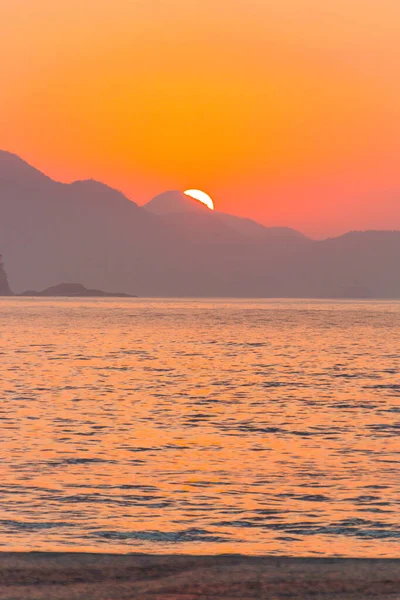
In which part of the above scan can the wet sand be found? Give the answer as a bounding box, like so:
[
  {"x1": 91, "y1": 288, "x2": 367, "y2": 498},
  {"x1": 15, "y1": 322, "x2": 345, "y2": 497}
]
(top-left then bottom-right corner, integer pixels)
[{"x1": 0, "y1": 553, "x2": 399, "y2": 599}]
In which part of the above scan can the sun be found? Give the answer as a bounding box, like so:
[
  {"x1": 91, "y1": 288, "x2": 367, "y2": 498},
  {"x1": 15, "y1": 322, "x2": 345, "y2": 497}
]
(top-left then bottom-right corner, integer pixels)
[{"x1": 184, "y1": 189, "x2": 214, "y2": 210}]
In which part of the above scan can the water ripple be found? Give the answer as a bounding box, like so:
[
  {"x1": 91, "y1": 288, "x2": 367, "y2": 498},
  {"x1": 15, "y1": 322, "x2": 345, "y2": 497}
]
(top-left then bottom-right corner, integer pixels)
[{"x1": 0, "y1": 297, "x2": 399, "y2": 557}]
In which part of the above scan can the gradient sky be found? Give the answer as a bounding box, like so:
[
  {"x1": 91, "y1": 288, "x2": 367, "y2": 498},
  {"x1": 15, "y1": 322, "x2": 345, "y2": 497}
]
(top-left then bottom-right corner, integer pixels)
[{"x1": 1, "y1": 0, "x2": 400, "y2": 237}]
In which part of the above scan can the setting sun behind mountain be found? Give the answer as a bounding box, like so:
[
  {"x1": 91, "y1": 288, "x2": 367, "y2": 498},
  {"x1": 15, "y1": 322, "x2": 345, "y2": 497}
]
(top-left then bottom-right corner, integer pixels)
[{"x1": 184, "y1": 190, "x2": 214, "y2": 211}]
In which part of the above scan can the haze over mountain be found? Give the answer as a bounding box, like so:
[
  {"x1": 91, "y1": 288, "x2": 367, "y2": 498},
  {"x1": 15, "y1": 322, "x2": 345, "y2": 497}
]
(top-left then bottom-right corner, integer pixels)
[
  {"x1": 145, "y1": 191, "x2": 209, "y2": 215},
  {"x1": 1, "y1": 150, "x2": 400, "y2": 298},
  {"x1": 145, "y1": 192, "x2": 308, "y2": 243}
]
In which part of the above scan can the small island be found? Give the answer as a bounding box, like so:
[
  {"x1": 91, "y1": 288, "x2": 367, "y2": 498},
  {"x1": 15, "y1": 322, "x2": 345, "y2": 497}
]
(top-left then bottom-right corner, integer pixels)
[{"x1": 18, "y1": 283, "x2": 135, "y2": 298}]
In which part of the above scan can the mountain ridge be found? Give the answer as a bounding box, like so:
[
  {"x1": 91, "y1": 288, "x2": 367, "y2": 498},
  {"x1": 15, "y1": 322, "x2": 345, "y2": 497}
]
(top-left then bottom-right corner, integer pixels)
[{"x1": 1, "y1": 150, "x2": 400, "y2": 297}]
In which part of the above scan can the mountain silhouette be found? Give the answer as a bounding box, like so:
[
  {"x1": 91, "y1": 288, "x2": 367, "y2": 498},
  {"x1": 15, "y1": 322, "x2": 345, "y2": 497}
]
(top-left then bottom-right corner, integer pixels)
[
  {"x1": 216, "y1": 212, "x2": 307, "y2": 243},
  {"x1": 144, "y1": 190, "x2": 307, "y2": 244},
  {"x1": 145, "y1": 190, "x2": 210, "y2": 215},
  {"x1": 1, "y1": 150, "x2": 400, "y2": 298}
]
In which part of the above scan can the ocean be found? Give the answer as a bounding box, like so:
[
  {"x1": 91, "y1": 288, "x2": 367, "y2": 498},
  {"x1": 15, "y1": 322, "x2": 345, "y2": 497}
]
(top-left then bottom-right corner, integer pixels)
[{"x1": 0, "y1": 298, "x2": 399, "y2": 557}]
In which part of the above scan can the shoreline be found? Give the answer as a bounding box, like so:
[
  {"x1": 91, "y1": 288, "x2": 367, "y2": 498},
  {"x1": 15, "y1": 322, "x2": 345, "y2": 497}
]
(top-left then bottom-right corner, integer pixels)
[{"x1": 0, "y1": 553, "x2": 399, "y2": 599}]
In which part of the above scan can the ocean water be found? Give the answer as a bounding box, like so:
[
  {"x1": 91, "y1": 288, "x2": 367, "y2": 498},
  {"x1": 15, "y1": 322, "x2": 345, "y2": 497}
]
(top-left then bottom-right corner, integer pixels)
[{"x1": 0, "y1": 297, "x2": 399, "y2": 557}]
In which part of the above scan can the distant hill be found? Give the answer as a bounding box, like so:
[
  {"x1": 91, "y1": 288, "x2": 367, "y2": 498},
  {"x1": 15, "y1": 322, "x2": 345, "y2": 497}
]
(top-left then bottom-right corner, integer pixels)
[
  {"x1": 18, "y1": 283, "x2": 133, "y2": 297},
  {"x1": 144, "y1": 190, "x2": 307, "y2": 244},
  {"x1": 1, "y1": 150, "x2": 400, "y2": 298},
  {"x1": 216, "y1": 212, "x2": 308, "y2": 243},
  {"x1": 145, "y1": 190, "x2": 209, "y2": 215},
  {"x1": 0, "y1": 150, "x2": 169, "y2": 295}
]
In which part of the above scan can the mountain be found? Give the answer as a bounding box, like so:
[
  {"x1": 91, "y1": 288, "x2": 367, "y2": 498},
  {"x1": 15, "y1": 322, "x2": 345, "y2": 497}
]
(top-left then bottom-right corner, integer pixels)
[
  {"x1": 144, "y1": 190, "x2": 307, "y2": 244},
  {"x1": 1, "y1": 150, "x2": 400, "y2": 298},
  {"x1": 144, "y1": 191, "x2": 243, "y2": 244},
  {"x1": 0, "y1": 151, "x2": 173, "y2": 295},
  {"x1": 0, "y1": 152, "x2": 307, "y2": 297},
  {"x1": 0, "y1": 254, "x2": 12, "y2": 295},
  {"x1": 145, "y1": 190, "x2": 210, "y2": 215},
  {"x1": 216, "y1": 212, "x2": 307, "y2": 243},
  {"x1": 0, "y1": 150, "x2": 54, "y2": 187}
]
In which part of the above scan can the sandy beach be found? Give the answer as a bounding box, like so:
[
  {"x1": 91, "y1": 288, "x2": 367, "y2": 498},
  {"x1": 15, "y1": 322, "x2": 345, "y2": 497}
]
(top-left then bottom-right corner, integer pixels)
[{"x1": 0, "y1": 553, "x2": 399, "y2": 599}]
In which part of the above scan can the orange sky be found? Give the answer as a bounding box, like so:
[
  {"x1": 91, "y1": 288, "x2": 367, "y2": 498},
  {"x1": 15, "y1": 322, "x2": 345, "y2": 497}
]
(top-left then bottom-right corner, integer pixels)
[{"x1": 1, "y1": 0, "x2": 400, "y2": 237}]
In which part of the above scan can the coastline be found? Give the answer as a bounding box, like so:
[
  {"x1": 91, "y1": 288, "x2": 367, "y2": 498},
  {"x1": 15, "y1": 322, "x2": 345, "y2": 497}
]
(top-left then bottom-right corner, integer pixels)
[{"x1": 0, "y1": 553, "x2": 399, "y2": 599}]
